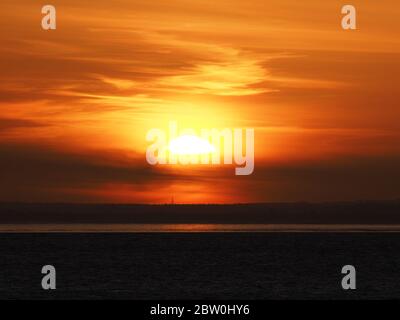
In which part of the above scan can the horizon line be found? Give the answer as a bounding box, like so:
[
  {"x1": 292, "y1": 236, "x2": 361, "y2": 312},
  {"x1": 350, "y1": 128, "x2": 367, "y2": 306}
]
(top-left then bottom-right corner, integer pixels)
[{"x1": 1, "y1": 199, "x2": 400, "y2": 206}]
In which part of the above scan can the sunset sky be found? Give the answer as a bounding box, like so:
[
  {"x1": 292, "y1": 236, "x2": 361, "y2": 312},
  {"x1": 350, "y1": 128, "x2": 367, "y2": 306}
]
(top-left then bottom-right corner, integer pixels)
[{"x1": 0, "y1": 0, "x2": 399, "y2": 203}]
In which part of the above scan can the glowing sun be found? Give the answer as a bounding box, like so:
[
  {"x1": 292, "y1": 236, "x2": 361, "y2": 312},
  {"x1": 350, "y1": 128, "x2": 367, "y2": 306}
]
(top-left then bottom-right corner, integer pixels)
[{"x1": 168, "y1": 135, "x2": 216, "y2": 155}]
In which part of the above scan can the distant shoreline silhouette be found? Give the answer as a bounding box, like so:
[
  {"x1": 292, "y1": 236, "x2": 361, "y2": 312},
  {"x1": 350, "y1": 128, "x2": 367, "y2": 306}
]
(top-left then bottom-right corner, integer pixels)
[{"x1": 1, "y1": 200, "x2": 400, "y2": 225}]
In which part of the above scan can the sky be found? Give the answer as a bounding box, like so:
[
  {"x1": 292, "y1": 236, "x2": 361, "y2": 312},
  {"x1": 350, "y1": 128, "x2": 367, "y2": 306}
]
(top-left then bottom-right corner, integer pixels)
[{"x1": 0, "y1": 0, "x2": 399, "y2": 203}]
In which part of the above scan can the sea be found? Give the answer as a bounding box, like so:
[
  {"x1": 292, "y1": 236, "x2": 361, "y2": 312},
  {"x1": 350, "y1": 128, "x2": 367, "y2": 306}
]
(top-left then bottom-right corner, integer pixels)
[{"x1": 0, "y1": 227, "x2": 400, "y2": 299}]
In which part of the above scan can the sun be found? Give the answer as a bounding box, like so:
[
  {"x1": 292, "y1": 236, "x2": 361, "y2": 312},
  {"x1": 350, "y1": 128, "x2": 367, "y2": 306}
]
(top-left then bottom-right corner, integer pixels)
[{"x1": 168, "y1": 135, "x2": 216, "y2": 155}]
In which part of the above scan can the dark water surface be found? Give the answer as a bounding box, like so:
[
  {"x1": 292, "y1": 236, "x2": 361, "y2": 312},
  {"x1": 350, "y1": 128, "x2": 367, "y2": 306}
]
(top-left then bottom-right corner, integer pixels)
[{"x1": 0, "y1": 233, "x2": 399, "y2": 299}]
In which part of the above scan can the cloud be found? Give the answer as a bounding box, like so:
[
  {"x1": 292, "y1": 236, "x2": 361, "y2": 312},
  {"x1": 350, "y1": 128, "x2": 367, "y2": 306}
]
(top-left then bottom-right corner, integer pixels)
[
  {"x1": 0, "y1": 141, "x2": 399, "y2": 203},
  {"x1": 157, "y1": 58, "x2": 273, "y2": 96},
  {"x1": 0, "y1": 118, "x2": 46, "y2": 132},
  {"x1": 0, "y1": 143, "x2": 168, "y2": 202}
]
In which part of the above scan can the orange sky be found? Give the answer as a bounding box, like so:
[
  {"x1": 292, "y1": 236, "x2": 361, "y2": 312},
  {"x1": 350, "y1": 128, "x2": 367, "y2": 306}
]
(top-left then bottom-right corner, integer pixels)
[{"x1": 0, "y1": 0, "x2": 400, "y2": 203}]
